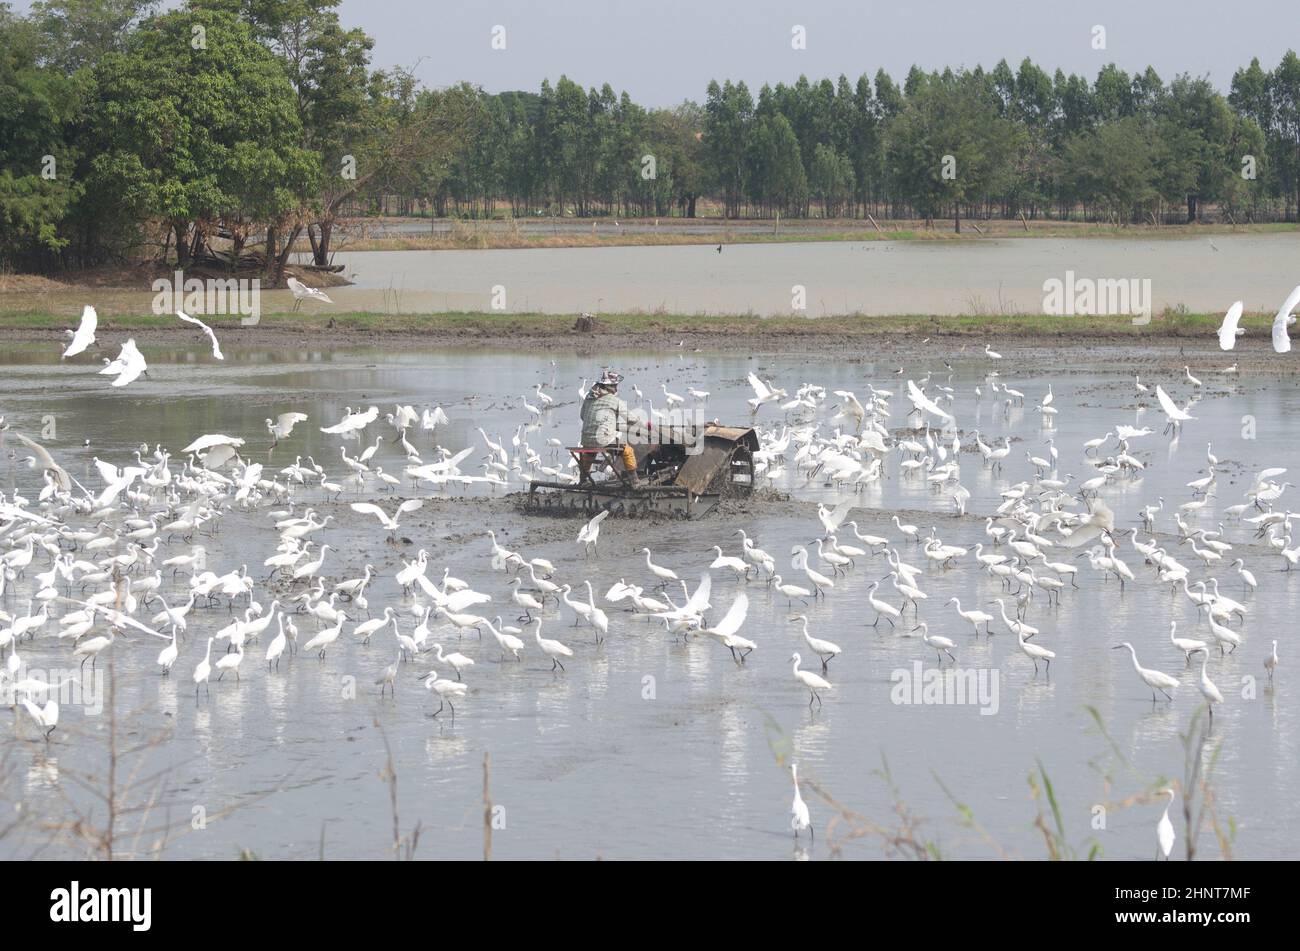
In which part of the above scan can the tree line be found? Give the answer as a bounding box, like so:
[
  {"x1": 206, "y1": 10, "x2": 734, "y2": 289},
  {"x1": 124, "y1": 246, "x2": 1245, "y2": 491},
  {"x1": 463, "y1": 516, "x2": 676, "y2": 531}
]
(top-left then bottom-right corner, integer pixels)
[
  {"x1": 3, "y1": 0, "x2": 1300, "y2": 275},
  {"x1": 440, "y1": 57, "x2": 1300, "y2": 231}
]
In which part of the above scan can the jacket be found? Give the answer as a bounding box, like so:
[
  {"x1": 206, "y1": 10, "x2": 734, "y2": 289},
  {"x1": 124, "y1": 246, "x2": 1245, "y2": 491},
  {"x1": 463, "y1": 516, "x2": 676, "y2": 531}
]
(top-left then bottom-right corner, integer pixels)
[{"x1": 580, "y1": 390, "x2": 629, "y2": 446}]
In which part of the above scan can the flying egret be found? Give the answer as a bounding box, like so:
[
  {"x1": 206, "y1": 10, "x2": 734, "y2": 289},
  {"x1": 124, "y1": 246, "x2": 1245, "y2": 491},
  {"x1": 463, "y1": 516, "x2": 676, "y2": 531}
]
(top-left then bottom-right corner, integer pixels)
[
  {"x1": 1216, "y1": 301, "x2": 1245, "y2": 350},
  {"x1": 350, "y1": 499, "x2": 423, "y2": 532},
  {"x1": 1155, "y1": 386, "x2": 1196, "y2": 433},
  {"x1": 175, "y1": 310, "x2": 224, "y2": 359},
  {"x1": 62, "y1": 305, "x2": 97, "y2": 358},
  {"x1": 267, "y1": 412, "x2": 309, "y2": 447},
  {"x1": 100, "y1": 338, "x2": 147, "y2": 387},
  {"x1": 1272, "y1": 284, "x2": 1300, "y2": 353}
]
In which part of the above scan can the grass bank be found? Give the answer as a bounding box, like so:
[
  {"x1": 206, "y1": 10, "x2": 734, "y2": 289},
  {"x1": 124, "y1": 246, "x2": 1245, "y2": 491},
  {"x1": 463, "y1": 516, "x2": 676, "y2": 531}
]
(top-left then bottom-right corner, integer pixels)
[
  {"x1": 0, "y1": 306, "x2": 1262, "y2": 340},
  {"x1": 308, "y1": 218, "x2": 1300, "y2": 253}
]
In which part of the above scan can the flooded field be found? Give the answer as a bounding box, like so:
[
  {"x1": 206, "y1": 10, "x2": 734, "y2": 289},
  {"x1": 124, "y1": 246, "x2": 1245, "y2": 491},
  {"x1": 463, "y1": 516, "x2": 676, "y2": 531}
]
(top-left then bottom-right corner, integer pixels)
[
  {"x1": 0, "y1": 336, "x2": 1295, "y2": 859},
  {"x1": 322, "y1": 233, "x2": 1300, "y2": 316},
  {"x1": 5, "y1": 233, "x2": 1297, "y2": 325}
]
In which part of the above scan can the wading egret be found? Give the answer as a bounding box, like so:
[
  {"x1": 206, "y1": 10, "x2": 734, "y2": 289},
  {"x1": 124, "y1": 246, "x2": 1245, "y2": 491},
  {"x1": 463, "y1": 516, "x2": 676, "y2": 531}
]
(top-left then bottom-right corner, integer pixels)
[
  {"x1": 533, "y1": 620, "x2": 573, "y2": 672},
  {"x1": 790, "y1": 763, "x2": 811, "y2": 838},
  {"x1": 1168, "y1": 621, "x2": 1207, "y2": 665},
  {"x1": 193, "y1": 637, "x2": 214, "y2": 697},
  {"x1": 790, "y1": 652, "x2": 832, "y2": 707},
  {"x1": 1156, "y1": 788, "x2": 1176, "y2": 860},
  {"x1": 790, "y1": 614, "x2": 841, "y2": 669},
  {"x1": 421, "y1": 671, "x2": 468, "y2": 721},
  {"x1": 1113, "y1": 643, "x2": 1179, "y2": 702},
  {"x1": 1265, "y1": 640, "x2": 1279, "y2": 681},
  {"x1": 1195, "y1": 650, "x2": 1224, "y2": 722},
  {"x1": 431, "y1": 643, "x2": 475, "y2": 681},
  {"x1": 911, "y1": 622, "x2": 956, "y2": 664}
]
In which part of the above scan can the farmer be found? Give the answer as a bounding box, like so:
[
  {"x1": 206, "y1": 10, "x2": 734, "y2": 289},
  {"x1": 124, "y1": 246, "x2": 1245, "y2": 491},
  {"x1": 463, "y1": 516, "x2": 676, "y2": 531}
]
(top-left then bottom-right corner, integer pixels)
[{"x1": 578, "y1": 370, "x2": 643, "y2": 481}]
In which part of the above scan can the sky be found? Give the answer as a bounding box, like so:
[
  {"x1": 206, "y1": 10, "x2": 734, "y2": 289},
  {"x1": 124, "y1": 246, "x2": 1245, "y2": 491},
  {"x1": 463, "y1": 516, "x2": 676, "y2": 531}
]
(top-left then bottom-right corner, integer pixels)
[
  {"x1": 11, "y1": 0, "x2": 1296, "y2": 105},
  {"x1": 330, "y1": 0, "x2": 1296, "y2": 105}
]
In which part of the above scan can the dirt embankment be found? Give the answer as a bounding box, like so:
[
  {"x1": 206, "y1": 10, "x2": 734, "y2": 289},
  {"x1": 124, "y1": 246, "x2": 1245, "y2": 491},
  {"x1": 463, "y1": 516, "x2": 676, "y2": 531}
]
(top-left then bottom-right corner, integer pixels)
[{"x1": 1, "y1": 317, "x2": 1290, "y2": 375}]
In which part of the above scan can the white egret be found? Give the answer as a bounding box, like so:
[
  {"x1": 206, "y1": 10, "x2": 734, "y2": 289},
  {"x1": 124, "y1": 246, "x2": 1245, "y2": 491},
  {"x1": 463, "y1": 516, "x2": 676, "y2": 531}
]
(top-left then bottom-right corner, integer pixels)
[
  {"x1": 193, "y1": 637, "x2": 214, "y2": 697},
  {"x1": 19, "y1": 697, "x2": 59, "y2": 739},
  {"x1": 1113, "y1": 642, "x2": 1179, "y2": 702},
  {"x1": 790, "y1": 615, "x2": 840, "y2": 669},
  {"x1": 215, "y1": 644, "x2": 244, "y2": 682},
  {"x1": 533, "y1": 620, "x2": 573, "y2": 672},
  {"x1": 421, "y1": 671, "x2": 468, "y2": 721},
  {"x1": 1216, "y1": 301, "x2": 1245, "y2": 350},
  {"x1": 487, "y1": 617, "x2": 525, "y2": 662},
  {"x1": 508, "y1": 577, "x2": 544, "y2": 621},
  {"x1": 1016, "y1": 627, "x2": 1055, "y2": 676},
  {"x1": 790, "y1": 763, "x2": 811, "y2": 839},
  {"x1": 1272, "y1": 284, "x2": 1300, "y2": 353},
  {"x1": 1194, "y1": 650, "x2": 1224, "y2": 722},
  {"x1": 790, "y1": 652, "x2": 832, "y2": 707},
  {"x1": 157, "y1": 629, "x2": 178, "y2": 675},
  {"x1": 911, "y1": 622, "x2": 956, "y2": 664},
  {"x1": 175, "y1": 311, "x2": 224, "y2": 359},
  {"x1": 1156, "y1": 788, "x2": 1176, "y2": 860},
  {"x1": 286, "y1": 276, "x2": 334, "y2": 309},
  {"x1": 430, "y1": 643, "x2": 475, "y2": 681},
  {"x1": 640, "y1": 547, "x2": 678, "y2": 586},
  {"x1": 1168, "y1": 621, "x2": 1207, "y2": 665},
  {"x1": 577, "y1": 510, "x2": 610, "y2": 554},
  {"x1": 947, "y1": 597, "x2": 994, "y2": 637},
  {"x1": 866, "y1": 581, "x2": 901, "y2": 628},
  {"x1": 62, "y1": 305, "x2": 97, "y2": 358}
]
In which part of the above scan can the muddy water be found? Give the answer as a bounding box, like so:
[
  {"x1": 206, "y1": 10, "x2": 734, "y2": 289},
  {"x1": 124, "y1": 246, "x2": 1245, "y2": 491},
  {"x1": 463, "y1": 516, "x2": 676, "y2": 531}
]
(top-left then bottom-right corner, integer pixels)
[
  {"x1": 321, "y1": 233, "x2": 1300, "y2": 316},
  {"x1": 0, "y1": 339, "x2": 1296, "y2": 859}
]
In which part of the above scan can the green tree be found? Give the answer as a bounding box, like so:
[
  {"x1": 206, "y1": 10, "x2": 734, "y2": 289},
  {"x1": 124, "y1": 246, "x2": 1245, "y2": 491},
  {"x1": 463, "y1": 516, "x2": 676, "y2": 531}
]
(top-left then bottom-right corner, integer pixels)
[{"x1": 86, "y1": 6, "x2": 316, "y2": 275}]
